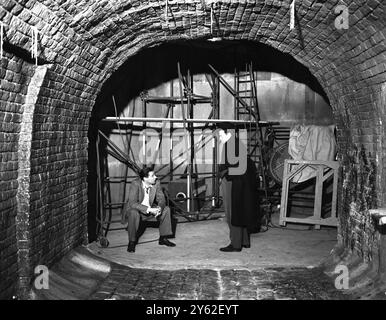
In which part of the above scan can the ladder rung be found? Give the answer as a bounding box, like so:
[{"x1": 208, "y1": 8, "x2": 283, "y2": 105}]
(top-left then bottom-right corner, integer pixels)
[
  {"x1": 275, "y1": 133, "x2": 290, "y2": 136},
  {"x1": 236, "y1": 93, "x2": 254, "y2": 97},
  {"x1": 237, "y1": 107, "x2": 253, "y2": 111},
  {"x1": 237, "y1": 104, "x2": 253, "y2": 108},
  {"x1": 236, "y1": 113, "x2": 253, "y2": 117},
  {"x1": 236, "y1": 72, "x2": 250, "y2": 76}
]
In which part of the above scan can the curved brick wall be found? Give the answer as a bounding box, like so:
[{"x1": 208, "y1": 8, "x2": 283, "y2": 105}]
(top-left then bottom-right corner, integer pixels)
[
  {"x1": 0, "y1": 53, "x2": 34, "y2": 299},
  {"x1": 0, "y1": 0, "x2": 384, "y2": 298}
]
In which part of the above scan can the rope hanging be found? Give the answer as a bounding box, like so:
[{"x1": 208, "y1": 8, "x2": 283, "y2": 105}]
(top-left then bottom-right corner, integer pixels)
[
  {"x1": 290, "y1": 0, "x2": 295, "y2": 30},
  {"x1": 0, "y1": 22, "x2": 4, "y2": 61},
  {"x1": 210, "y1": 4, "x2": 213, "y2": 34},
  {"x1": 31, "y1": 26, "x2": 38, "y2": 65}
]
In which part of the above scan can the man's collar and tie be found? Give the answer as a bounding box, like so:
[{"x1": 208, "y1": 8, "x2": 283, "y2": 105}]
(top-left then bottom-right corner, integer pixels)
[
  {"x1": 141, "y1": 181, "x2": 153, "y2": 208},
  {"x1": 142, "y1": 181, "x2": 153, "y2": 193}
]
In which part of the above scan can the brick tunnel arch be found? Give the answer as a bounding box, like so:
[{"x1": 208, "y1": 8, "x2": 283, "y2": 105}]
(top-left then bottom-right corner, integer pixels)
[{"x1": 0, "y1": 0, "x2": 384, "y2": 298}]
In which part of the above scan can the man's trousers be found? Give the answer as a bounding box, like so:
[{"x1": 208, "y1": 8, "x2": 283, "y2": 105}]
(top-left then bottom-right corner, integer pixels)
[
  {"x1": 126, "y1": 206, "x2": 173, "y2": 242},
  {"x1": 220, "y1": 178, "x2": 250, "y2": 248}
]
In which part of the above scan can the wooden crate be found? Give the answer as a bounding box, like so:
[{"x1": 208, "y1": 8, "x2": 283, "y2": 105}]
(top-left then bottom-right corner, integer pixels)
[{"x1": 279, "y1": 159, "x2": 339, "y2": 229}]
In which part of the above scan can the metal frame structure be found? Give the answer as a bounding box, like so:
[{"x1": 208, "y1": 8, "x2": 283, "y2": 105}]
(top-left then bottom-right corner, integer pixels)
[{"x1": 95, "y1": 63, "x2": 279, "y2": 247}]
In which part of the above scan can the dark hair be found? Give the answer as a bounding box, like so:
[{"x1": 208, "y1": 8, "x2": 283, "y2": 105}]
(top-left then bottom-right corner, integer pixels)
[
  {"x1": 216, "y1": 122, "x2": 235, "y2": 131},
  {"x1": 139, "y1": 165, "x2": 155, "y2": 180}
]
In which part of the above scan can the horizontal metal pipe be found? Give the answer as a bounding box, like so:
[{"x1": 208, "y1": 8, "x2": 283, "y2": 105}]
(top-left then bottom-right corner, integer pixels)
[{"x1": 101, "y1": 117, "x2": 278, "y2": 125}]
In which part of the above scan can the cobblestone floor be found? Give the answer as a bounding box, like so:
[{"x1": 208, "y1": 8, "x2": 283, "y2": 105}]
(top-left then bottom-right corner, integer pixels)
[{"x1": 90, "y1": 264, "x2": 353, "y2": 300}]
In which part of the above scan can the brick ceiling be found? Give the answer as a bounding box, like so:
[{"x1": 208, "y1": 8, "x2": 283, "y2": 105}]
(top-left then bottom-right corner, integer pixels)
[{"x1": 1, "y1": 0, "x2": 384, "y2": 113}]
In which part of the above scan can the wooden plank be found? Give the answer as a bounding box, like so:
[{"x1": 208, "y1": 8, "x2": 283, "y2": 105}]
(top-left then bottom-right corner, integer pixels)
[
  {"x1": 286, "y1": 160, "x2": 339, "y2": 167},
  {"x1": 281, "y1": 217, "x2": 338, "y2": 226},
  {"x1": 322, "y1": 168, "x2": 334, "y2": 182},
  {"x1": 287, "y1": 163, "x2": 307, "y2": 180},
  {"x1": 279, "y1": 159, "x2": 290, "y2": 226},
  {"x1": 331, "y1": 163, "x2": 339, "y2": 220},
  {"x1": 313, "y1": 165, "x2": 324, "y2": 230}
]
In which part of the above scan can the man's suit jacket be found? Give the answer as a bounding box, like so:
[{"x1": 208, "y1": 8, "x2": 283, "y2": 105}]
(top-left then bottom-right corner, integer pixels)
[{"x1": 121, "y1": 178, "x2": 166, "y2": 223}]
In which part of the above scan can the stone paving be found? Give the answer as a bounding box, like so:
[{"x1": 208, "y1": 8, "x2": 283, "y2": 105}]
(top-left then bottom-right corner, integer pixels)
[{"x1": 90, "y1": 263, "x2": 353, "y2": 300}]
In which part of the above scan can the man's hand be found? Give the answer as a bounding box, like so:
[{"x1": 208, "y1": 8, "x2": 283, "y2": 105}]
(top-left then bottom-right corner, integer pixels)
[
  {"x1": 154, "y1": 206, "x2": 161, "y2": 218},
  {"x1": 153, "y1": 206, "x2": 161, "y2": 218},
  {"x1": 148, "y1": 207, "x2": 161, "y2": 217}
]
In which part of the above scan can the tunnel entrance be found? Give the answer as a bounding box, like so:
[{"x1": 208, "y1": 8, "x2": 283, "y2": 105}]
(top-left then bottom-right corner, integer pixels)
[
  {"x1": 87, "y1": 40, "x2": 337, "y2": 268},
  {"x1": 0, "y1": 0, "x2": 382, "y2": 301}
]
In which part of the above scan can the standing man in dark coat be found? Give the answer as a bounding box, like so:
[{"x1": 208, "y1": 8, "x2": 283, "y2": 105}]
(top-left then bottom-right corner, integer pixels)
[
  {"x1": 218, "y1": 124, "x2": 261, "y2": 252},
  {"x1": 121, "y1": 166, "x2": 176, "y2": 253}
]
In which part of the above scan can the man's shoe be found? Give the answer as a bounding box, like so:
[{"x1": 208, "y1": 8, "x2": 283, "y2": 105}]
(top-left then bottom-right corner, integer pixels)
[
  {"x1": 127, "y1": 241, "x2": 136, "y2": 252},
  {"x1": 220, "y1": 244, "x2": 242, "y2": 252},
  {"x1": 159, "y1": 238, "x2": 176, "y2": 247},
  {"x1": 242, "y1": 244, "x2": 251, "y2": 248}
]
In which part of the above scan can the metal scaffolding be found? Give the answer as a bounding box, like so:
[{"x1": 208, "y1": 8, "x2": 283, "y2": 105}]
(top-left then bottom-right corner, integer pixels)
[{"x1": 95, "y1": 62, "x2": 280, "y2": 247}]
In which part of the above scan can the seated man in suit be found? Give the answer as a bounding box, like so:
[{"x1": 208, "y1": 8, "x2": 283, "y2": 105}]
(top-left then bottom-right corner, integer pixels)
[{"x1": 121, "y1": 166, "x2": 176, "y2": 252}]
